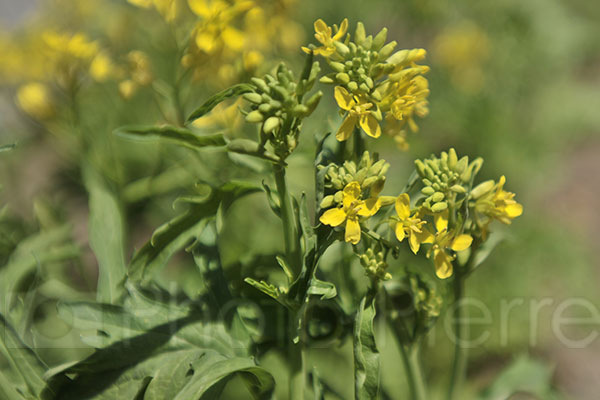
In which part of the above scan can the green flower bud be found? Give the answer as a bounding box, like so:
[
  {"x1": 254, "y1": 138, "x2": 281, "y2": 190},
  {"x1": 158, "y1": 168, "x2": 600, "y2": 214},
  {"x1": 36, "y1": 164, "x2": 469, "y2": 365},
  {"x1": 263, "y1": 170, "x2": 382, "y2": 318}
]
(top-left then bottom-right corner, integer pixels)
[
  {"x1": 448, "y1": 148, "x2": 458, "y2": 169},
  {"x1": 347, "y1": 81, "x2": 359, "y2": 92},
  {"x1": 369, "y1": 159, "x2": 387, "y2": 175},
  {"x1": 431, "y1": 192, "x2": 445, "y2": 202},
  {"x1": 455, "y1": 156, "x2": 469, "y2": 174},
  {"x1": 333, "y1": 190, "x2": 343, "y2": 202},
  {"x1": 243, "y1": 92, "x2": 263, "y2": 104},
  {"x1": 329, "y1": 61, "x2": 345, "y2": 72},
  {"x1": 431, "y1": 202, "x2": 448, "y2": 212},
  {"x1": 319, "y1": 76, "x2": 335, "y2": 84},
  {"x1": 379, "y1": 41, "x2": 397, "y2": 59},
  {"x1": 450, "y1": 185, "x2": 466, "y2": 194},
  {"x1": 263, "y1": 116, "x2": 280, "y2": 134},
  {"x1": 336, "y1": 72, "x2": 350, "y2": 84},
  {"x1": 355, "y1": 22, "x2": 366, "y2": 46},
  {"x1": 470, "y1": 180, "x2": 494, "y2": 199},
  {"x1": 251, "y1": 77, "x2": 270, "y2": 93},
  {"x1": 245, "y1": 110, "x2": 264, "y2": 123},
  {"x1": 372, "y1": 28, "x2": 388, "y2": 50},
  {"x1": 334, "y1": 41, "x2": 350, "y2": 56},
  {"x1": 421, "y1": 186, "x2": 435, "y2": 196},
  {"x1": 258, "y1": 103, "x2": 273, "y2": 113}
]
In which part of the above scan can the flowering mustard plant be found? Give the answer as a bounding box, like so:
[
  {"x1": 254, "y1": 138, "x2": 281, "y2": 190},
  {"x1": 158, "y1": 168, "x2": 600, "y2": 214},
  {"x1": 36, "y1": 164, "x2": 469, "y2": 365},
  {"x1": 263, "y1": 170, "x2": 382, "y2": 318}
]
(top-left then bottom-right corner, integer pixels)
[{"x1": 0, "y1": 7, "x2": 527, "y2": 400}]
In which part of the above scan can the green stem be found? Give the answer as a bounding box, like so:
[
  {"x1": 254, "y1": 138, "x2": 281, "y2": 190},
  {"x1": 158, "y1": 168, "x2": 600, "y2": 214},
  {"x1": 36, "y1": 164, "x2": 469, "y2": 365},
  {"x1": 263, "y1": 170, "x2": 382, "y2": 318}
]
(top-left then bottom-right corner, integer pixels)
[
  {"x1": 446, "y1": 271, "x2": 467, "y2": 400},
  {"x1": 273, "y1": 163, "x2": 304, "y2": 399},
  {"x1": 273, "y1": 164, "x2": 301, "y2": 275},
  {"x1": 395, "y1": 324, "x2": 427, "y2": 400},
  {"x1": 409, "y1": 345, "x2": 427, "y2": 400},
  {"x1": 289, "y1": 341, "x2": 305, "y2": 400}
]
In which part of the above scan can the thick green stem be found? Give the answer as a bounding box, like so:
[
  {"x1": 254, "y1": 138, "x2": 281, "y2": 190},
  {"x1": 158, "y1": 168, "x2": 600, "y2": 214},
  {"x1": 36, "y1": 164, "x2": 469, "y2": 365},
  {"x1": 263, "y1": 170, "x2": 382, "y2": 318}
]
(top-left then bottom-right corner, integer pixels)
[
  {"x1": 273, "y1": 164, "x2": 301, "y2": 275},
  {"x1": 397, "y1": 337, "x2": 427, "y2": 400},
  {"x1": 273, "y1": 164, "x2": 304, "y2": 399},
  {"x1": 289, "y1": 341, "x2": 305, "y2": 400},
  {"x1": 447, "y1": 272, "x2": 468, "y2": 400},
  {"x1": 409, "y1": 345, "x2": 427, "y2": 400}
]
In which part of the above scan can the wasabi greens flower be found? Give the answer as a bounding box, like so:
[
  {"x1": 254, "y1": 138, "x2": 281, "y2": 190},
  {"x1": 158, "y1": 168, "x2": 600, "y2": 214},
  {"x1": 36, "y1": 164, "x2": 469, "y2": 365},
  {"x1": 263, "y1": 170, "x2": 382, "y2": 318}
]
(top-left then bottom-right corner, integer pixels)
[
  {"x1": 302, "y1": 18, "x2": 348, "y2": 57},
  {"x1": 320, "y1": 181, "x2": 380, "y2": 244},
  {"x1": 334, "y1": 86, "x2": 381, "y2": 141},
  {"x1": 392, "y1": 194, "x2": 429, "y2": 254},
  {"x1": 424, "y1": 211, "x2": 473, "y2": 279}
]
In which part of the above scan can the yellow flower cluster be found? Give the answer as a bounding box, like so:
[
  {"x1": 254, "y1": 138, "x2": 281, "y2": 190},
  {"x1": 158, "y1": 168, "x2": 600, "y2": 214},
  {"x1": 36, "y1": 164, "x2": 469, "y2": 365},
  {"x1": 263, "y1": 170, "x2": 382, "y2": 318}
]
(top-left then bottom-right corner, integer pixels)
[
  {"x1": 181, "y1": 0, "x2": 304, "y2": 84},
  {"x1": 320, "y1": 181, "x2": 381, "y2": 245},
  {"x1": 304, "y1": 19, "x2": 430, "y2": 148}
]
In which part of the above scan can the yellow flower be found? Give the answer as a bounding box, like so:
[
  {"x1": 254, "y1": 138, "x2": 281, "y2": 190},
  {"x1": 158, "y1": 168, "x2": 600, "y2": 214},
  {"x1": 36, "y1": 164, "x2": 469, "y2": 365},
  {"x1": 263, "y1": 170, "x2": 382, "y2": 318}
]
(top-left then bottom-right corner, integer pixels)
[
  {"x1": 127, "y1": 0, "x2": 179, "y2": 21},
  {"x1": 89, "y1": 52, "x2": 115, "y2": 82},
  {"x1": 320, "y1": 181, "x2": 380, "y2": 244},
  {"x1": 425, "y1": 212, "x2": 473, "y2": 279},
  {"x1": 472, "y1": 176, "x2": 523, "y2": 225},
  {"x1": 385, "y1": 75, "x2": 429, "y2": 133},
  {"x1": 393, "y1": 194, "x2": 429, "y2": 254},
  {"x1": 16, "y1": 82, "x2": 54, "y2": 119},
  {"x1": 334, "y1": 86, "x2": 381, "y2": 141},
  {"x1": 188, "y1": 0, "x2": 252, "y2": 54},
  {"x1": 302, "y1": 18, "x2": 348, "y2": 57}
]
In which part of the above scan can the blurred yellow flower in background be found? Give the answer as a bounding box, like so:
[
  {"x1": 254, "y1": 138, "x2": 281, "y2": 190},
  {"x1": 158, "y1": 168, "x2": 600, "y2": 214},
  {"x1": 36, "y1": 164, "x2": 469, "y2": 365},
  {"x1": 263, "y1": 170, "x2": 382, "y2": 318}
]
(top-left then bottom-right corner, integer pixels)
[
  {"x1": 433, "y1": 21, "x2": 490, "y2": 94},
  {"x1": 16, "y1": 82, "x2": 54, "y2": 119}
]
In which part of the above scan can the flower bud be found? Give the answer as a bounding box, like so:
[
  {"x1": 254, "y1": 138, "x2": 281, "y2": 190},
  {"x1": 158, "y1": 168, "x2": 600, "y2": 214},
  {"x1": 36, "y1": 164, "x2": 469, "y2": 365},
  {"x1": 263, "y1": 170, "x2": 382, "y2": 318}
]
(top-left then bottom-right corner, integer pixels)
[
  {"x1": 431, "y1": 202, "x2": 448, "y2": 212},
  {"x1": 242, "y1": 92, "x2": 263, "y2": 104},
  {"x1": 245, "y1": 110, "x2": 264, "y2": 123},
  {"x1": 263, "y1": 116, "x2": 280, "y2": 134}
]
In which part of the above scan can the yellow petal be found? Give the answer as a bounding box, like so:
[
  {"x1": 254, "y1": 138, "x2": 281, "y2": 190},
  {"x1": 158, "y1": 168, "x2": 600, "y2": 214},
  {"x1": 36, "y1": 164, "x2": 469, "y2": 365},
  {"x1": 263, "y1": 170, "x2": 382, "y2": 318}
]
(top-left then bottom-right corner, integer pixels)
[
  {"x1": 358, "y1": 197, "x2": 381, "y2": 217},
  {"x1": 342, "y1": 181, "x2": 361, "y2": 208},
  {"x1": 345, "y1": 217, "x2": 361, "y2": 244},
  {"x1": 408, "y1": 231, "x2": 421, "y2": 254},
  {"x1": 415, "y1": 227, "x2": 434, "y2": 244},
  {"x1": 334, "y1": 86, "x2": 354, "y2": 111},
  {"x1": 336, "y1": 114, "x2": 357, "y2": 141},
  {"x1": 434, "y1": 249, "x2": 453, "y2": 279},
  {"x1": 359, "y1": 113, "x2": 381, "y2": 138},
  {"x1": 395, "y1": 193, "x2": 411, "y2": 220},
  {"x1": 451, "y1": 234, "x2": 473, "y2": 251},
  {"x1": 333, "y1": 18, "x2": 348, "y2": 40},
  {"x1": 187, "y1": 0, "x2": 210, "y2": 16},
  {"x1": 320, "y1": 208, "x2": 346, "y2": 227},
  {"x1": 434, "y1": 210, "x2": 449, "y2": 232},
  {"x1": 395, "y1": 223, "x2": 406, "y2": 242},
  {"x1": 222, "y1": 27, "x2": 245, "y2": 51},
  {"x1": 505, "y1": 203, "x2": 523, "y2": 218},
  {"x1": 314, "y1": 19, "x2": 329, "y2": 35}
]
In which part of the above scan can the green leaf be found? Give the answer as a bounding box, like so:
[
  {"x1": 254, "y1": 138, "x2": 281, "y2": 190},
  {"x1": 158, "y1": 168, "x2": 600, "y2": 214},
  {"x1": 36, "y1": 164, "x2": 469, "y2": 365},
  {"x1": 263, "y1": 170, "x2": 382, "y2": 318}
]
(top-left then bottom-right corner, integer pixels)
[
  {"x1": 0, "y1": 225, "x2": 78, "y2": 316},
  {"x1": 227, "y1": 139, "x2": 282, "y2": 164},
  {"x1": 49, "y1": 288, "x2": 272, "y2": 399},
  {"x1": 114, "y1": 124, "x2": 226, "y2": 150},
  {"x1": 186, "y1": 83, "x2": 254, "y2": 123},
  {"x1": 480, "y1": 356, "x2": 559, "y2": 400},
  {"x1": 0, "y1": 143, "x2": 16, "y2": 153},
  {"x1": 353, "y1": 294, "x2": 380, "y2": 400},
  {"x1": 307, "y1": 278, "x2": 337, "y2": 300},
  {"x1": 0, "y1": 369, "x2": 26, "y2": 400},
  {"x1": 174, "y1": 356, "x2": 274, "y2": 400},
  {"x1": 128, "y1": 181, "x2": 260, "y2": 283},
  {"x1": 0, "y1": 314, "x2": 50, "y2": 399},
  {"x1": 83, "y1": 165, "x2": 127, "y2": 304}
]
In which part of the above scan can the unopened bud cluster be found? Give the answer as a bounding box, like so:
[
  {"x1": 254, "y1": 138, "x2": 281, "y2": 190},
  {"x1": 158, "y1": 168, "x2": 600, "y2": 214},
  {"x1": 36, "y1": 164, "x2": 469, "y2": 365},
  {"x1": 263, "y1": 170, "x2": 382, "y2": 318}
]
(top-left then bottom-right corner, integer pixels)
[
  {"x1": 359, "y1": 248, "x2": 391, "y2": 281},
  {"x1": 242, "y1": 62, "x2": 322, "y2": 157},
  {"x1": 415, "y1": 148, "x2": 482, "y2": 212},
  {"x1": 319, "y1": 151, "x2": 389, "y2": 208}
]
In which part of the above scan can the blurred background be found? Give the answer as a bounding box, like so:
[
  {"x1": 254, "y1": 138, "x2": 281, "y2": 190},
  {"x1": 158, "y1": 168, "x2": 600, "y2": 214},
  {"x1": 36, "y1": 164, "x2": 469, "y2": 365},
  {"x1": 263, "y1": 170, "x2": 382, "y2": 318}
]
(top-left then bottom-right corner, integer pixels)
[{"x1": 1, "y1": 0, "x2": 599, "y2": 399}]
